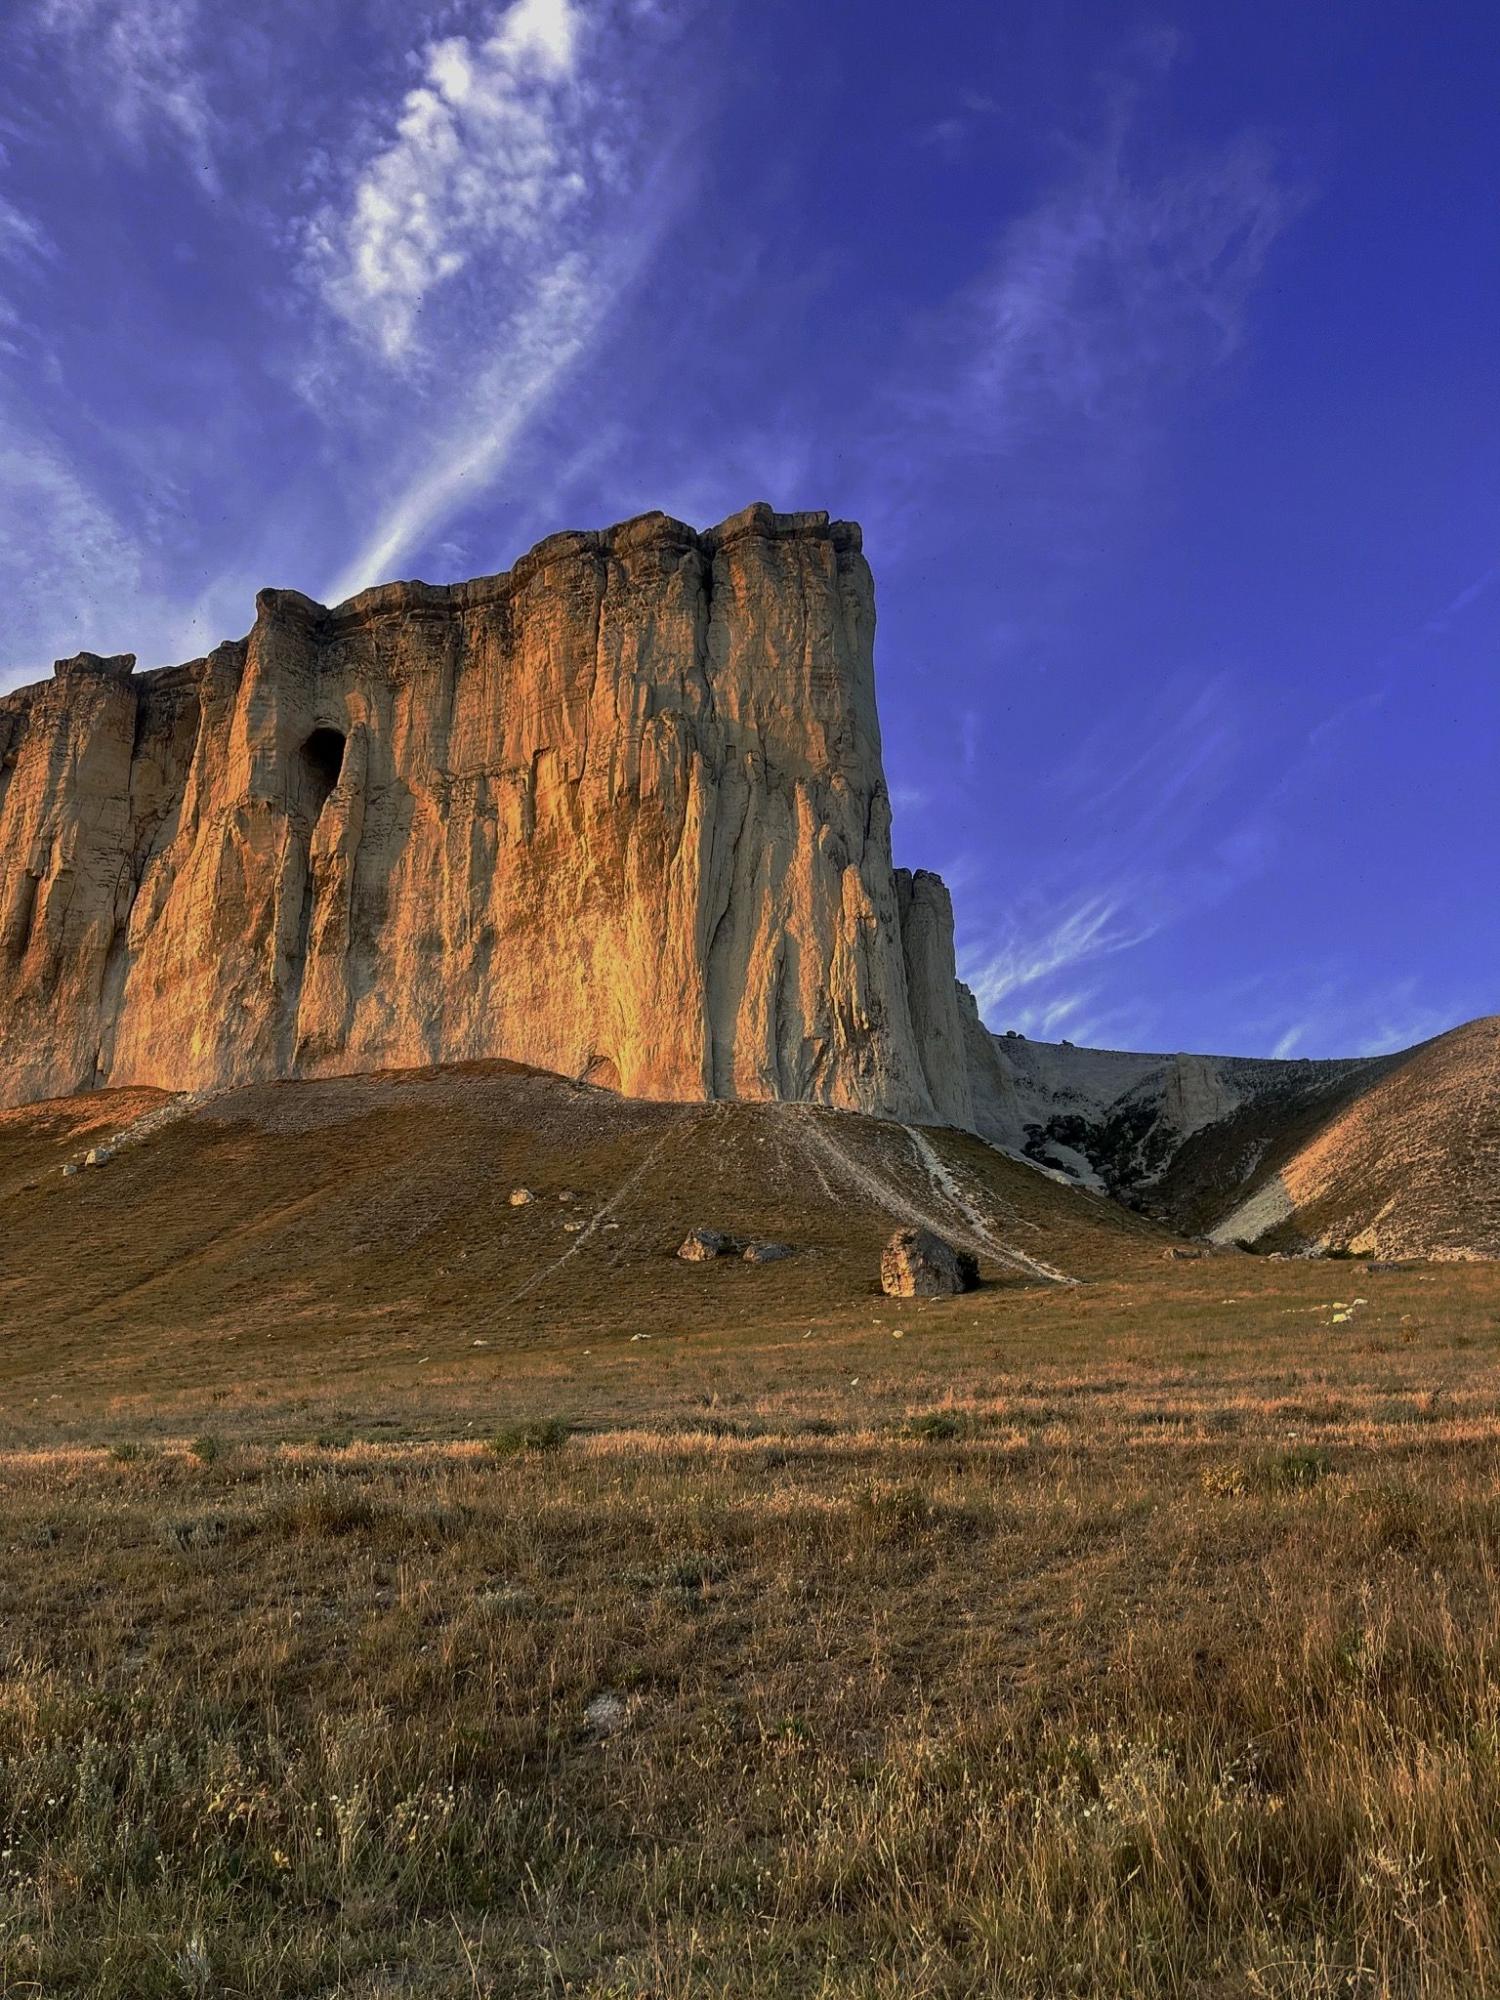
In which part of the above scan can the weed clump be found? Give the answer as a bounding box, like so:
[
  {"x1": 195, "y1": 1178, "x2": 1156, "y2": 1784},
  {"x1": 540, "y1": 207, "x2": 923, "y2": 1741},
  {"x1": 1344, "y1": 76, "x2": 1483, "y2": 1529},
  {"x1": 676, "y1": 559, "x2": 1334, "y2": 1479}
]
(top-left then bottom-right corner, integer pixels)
[
  {"x1": 189, "y1": 1434, "x2": 223, "y2": 1466},
  {"x1": 265, "y1": 1483, "x2": 380, "y2": 1538},
  {"x1": 1202, "y1": 1448, "x2": 1336, "y2": 1498},
  {"x1": 488, "y1": 1417, "x2": 572, "y2": 1458},
  {"x1": 159, "y1": 1513, "x2": 228, "y2": 1552},
  {"x1": 906, "y1": 1411, "x2": 966, "y2": 1443},
  {"x1": 1259, "y1": 1446, "x2": 1333, "y2": 1491}
]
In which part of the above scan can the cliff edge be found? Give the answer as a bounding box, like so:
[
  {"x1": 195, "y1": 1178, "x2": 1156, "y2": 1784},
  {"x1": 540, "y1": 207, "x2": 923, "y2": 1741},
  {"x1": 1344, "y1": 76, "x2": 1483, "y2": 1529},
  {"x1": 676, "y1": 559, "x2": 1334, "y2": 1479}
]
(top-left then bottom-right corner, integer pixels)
[{"x1": 0, "y1": 503, "x2": 972, "y2": 1119}]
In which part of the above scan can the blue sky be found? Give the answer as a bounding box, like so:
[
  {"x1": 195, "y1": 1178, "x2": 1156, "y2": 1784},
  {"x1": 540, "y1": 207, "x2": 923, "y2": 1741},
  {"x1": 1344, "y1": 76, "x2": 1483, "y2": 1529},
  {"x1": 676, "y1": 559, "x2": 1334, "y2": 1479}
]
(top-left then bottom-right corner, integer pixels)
[{"x1": 1, "y1": 0, "x2": 1495, "y2": 1059}]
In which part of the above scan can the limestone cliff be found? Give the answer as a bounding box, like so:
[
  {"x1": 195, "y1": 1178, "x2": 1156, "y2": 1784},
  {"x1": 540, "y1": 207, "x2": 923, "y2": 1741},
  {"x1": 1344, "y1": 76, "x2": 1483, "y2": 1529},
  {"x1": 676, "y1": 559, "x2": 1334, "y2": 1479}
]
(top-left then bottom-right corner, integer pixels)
[{"x1": 0, "y1": 504, "x2": 967, "y2": 1121}]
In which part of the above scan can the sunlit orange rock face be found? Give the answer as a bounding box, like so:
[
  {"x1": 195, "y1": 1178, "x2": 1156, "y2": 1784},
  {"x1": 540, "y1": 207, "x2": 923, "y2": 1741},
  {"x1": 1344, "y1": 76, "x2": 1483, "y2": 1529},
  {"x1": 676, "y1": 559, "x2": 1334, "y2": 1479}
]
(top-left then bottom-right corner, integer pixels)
[{"x1": 0, "y1": 504, "x2": 974, "y2": 1120}]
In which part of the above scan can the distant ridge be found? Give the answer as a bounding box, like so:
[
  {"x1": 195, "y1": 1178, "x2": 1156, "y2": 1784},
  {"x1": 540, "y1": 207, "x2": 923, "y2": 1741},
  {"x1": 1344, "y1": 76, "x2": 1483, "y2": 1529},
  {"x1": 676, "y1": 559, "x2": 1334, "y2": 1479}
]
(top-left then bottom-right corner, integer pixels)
[
  {"x1": 977, "y1": 1018, "x2": 1499, "y2": 1260},
  {"x1": 1208, "y1": 1016, "x2": 1500, "y2": 1259}
]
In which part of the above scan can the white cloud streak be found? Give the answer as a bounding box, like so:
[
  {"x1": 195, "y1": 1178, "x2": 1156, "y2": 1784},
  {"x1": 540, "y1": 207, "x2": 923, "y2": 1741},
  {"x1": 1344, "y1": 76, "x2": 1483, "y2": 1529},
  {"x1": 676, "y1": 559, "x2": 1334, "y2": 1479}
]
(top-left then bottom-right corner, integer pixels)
[
  {"x1": 959, "y1": 889, "x2": 1161, "y2": 1017},
  {"x1": 309, "y1": 0, "x2": 693, "y2": 602},
  {"x1": 32, "y1": 0, "x2": 217, "y2": 188},
  {"x1": 922, "y1": 124, "x2": 1298, "y2": 459},
  {"x1": 0, "y1": 420, "x2": 149, "y2": 682},
  {"x1": 0, "y1": 195, "x2": 49, "y2": 264},
  {"x1": 321, "y1": 249, "x2": 636, "y2": 603},
  {"x1": 310, "y1": 0, "x2": 591, "y2": 365},
  {"x1": 1423, "y1": 555, "x2": 1500, "y2": 637}
]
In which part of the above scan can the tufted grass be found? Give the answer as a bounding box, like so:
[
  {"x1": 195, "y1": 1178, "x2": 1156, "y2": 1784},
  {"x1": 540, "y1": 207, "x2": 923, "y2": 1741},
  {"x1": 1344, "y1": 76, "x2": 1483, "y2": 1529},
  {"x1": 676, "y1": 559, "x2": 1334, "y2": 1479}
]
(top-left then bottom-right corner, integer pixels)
[
  {"x1": 4, "y1": 1395, "x2": 1500, "y2": 1992},
  {"x1": 2, "y1": 1240, "x2": 1499, "y2": 1993}
]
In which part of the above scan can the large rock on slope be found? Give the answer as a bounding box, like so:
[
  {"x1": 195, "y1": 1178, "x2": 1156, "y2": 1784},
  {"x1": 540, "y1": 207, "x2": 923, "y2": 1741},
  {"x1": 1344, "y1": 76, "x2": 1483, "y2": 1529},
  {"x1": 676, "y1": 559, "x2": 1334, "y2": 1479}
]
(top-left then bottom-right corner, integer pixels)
[
  {"x1": 0, "y1": 505, "x2": 968, "y2": 1121},
  {"x1": 879, "y1": 1226, "x2": 980, "y2": 1298}
]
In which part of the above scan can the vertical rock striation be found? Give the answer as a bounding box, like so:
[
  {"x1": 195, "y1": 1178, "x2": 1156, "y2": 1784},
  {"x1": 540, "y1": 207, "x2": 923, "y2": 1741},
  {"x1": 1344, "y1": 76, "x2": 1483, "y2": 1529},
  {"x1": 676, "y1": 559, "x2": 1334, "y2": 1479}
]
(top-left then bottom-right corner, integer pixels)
[{"x1": 0, "y1": 504, "x2": 970, "y2": 1121}]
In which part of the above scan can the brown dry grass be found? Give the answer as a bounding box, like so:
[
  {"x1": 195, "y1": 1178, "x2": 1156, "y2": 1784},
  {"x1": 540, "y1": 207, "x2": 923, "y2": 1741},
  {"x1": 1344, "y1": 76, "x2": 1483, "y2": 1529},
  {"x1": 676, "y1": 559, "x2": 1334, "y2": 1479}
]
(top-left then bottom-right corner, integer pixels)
[
  {"x1": 2, "y1": 1249, "x2": 1499, "y2": 1996},
  {"x1": 4, "y1": 1073, "x2": 1500, "y2": 1993}
]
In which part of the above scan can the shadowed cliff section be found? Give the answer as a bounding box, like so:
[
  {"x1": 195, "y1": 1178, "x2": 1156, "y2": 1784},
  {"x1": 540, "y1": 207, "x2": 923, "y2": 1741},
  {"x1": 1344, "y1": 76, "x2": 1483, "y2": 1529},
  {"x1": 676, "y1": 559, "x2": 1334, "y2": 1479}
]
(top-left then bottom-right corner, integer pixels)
[
  {"x1": 966, "y1": 1019, "x2": 1500, "y2": 1259},
  {"x1": 0, "y1": 504, "x2": 973, "y2": 1122}
]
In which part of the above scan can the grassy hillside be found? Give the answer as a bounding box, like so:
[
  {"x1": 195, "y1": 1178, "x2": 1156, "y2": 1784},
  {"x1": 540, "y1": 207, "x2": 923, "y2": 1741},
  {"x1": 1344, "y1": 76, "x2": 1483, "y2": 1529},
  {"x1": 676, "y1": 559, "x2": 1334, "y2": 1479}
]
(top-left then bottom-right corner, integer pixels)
[
  {"x1": 5, "y1": 1064, "x2": 1500, "y2": 1994},
  {"x1": 1212, "y1": 1016, "x2": 1500, "y2": 1257},
  {"x1": 0, "y1": 1061, "x2": 1165, "y2": 1425}
]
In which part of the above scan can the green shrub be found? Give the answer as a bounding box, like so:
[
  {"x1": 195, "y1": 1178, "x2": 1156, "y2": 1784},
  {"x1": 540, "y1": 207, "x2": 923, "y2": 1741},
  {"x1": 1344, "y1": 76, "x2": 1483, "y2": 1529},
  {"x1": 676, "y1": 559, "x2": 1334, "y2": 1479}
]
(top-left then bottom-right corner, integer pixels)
[
  {"x1": 907, "y1": 1411, "x2": 965, "y2": 1443},
  {"x1": 488, "y1": 1417, "x2": 572, "y2": 1458},
  {"x1": 1258, "y1": 1447, "x2": 1332, "y2": 1491},
  {"x1": 189, "y1": 1434, "x2": 222, "y2": 1466}
]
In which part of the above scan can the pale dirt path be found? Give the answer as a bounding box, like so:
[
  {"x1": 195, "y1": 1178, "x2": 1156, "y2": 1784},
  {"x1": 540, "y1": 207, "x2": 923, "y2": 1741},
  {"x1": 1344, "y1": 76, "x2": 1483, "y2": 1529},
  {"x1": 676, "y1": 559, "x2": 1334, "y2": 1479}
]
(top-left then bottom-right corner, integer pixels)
[
  {"x1": 787, "y1": 1106, "x2": 1075, "y2": 1285},
  {"x1": 101, "y1": 1090, "x2": 220, "y2": 1153},
  {"x1": 901, "y1": 1124, "x2": 1075, "y2": 1284}
]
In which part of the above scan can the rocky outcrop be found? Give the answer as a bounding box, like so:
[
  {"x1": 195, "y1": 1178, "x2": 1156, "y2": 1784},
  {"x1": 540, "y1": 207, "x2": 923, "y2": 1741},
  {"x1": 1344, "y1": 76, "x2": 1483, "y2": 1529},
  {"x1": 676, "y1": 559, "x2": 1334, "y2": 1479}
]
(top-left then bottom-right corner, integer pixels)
[
  {"x1": 894, "y1": 869, "x2": 973, "y2": 1129},
  {"x1": 0, "y1": 504, "x2": 971, "y2": 1121},
  {"x1": 879, "y1": 1225, "x2": 979, "y2": 1298}
]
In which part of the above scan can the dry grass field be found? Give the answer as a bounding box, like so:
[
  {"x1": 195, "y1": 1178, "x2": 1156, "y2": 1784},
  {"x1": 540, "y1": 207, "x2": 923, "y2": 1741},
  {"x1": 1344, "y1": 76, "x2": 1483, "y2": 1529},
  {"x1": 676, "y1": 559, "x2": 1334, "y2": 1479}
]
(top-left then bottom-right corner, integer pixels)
[{"x1": 3, "y1": 1073, "x2": 1500, "y2": 1995}]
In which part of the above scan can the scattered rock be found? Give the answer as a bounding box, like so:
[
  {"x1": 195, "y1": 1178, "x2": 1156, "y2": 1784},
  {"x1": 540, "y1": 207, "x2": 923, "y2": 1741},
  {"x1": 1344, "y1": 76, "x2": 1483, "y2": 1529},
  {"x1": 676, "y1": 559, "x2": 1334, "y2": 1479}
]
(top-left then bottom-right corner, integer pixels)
[
  {"x1": 677, "y1": 1228, "x2": 738, "y2": 1262},
  {"x1": 508, "y1": 1187, "x2": 535, "y2": 1207},
  {"x1": 743, "y1": 1241, "x2": 793, "y2": 1264},
  {"x1": 84, "y1": 1146, "x2": 114, "y2": 1168},
  {"x1": 557, "y1": 1189, "x2": 579, "y2": 1205},
  {"x1": 584, "y1": 1690, "x2": 629, "y2": 1738},
  {"x1": 879, "y1": 1227, "x2": 978, "y2": 1299},
  {"x1": 62, "y1": 1163, "x2": 81, "y2": 1178}
]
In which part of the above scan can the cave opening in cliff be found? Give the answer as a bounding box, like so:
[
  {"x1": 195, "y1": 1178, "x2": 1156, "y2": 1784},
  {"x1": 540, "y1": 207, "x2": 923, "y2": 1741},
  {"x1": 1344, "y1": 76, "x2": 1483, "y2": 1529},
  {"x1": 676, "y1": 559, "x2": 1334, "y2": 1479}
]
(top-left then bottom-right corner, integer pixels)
[{"x1": 300, "y1": 727, "x2": 346, "y2": 817}]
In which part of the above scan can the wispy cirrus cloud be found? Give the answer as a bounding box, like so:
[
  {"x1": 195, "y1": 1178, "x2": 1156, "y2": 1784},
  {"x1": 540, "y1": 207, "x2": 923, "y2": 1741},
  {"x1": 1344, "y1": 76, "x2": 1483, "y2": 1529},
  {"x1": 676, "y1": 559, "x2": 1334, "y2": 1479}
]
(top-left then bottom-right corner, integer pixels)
[
  {"x1": 1422, "y1": 555, "x2": 1500, "y2": 638},
  {"x1": 909, "y1": 109, "x2": 1300, "y2": 468},
  {"x1": 8, "y1": 0, "x2": 704, "y2": 627},
  {"x1": 320, "y1": 247, "x2": 654, "y2": 603},
  {"x1": 0, "y1": 418, "x2": 180, "y2": 672},
  {"x1": 959, "y1": 888, "x2": 1161, "y2": 1017},
  {"x1": 31, "y1": 0, "x2": 217, "y2": 188},
  {"x1": 896, "y1": 77, "x2": 1307, "y2": 1051},
  {"x1": 0, "y1": 191, "x2": 48, "y2": 351},
  {"x1": 952, "y1": 668, "x2": 1270, "y2": 1033},
  {"x1": 305, "y1": 0, "x2": 699, "y2": 602},
  {"x1": 0, "y1": 193, "x2": 49, "y2": 264},
  {"x1": 309, "y1": 0, "x2": 588, "y2": 366},
  {"x1": 1227, "y1": 971, "x2": 1484, "y2": 1065}
]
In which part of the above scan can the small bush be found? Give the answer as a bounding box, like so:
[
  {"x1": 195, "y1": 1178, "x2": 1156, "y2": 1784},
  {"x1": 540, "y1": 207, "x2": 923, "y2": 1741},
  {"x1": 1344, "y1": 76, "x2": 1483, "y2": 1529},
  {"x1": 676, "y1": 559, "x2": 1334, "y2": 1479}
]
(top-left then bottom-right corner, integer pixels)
[
  {"x1": 266, "y1": 1484, "x2": 379, "y2": 1538},
  {"x1": 1203, "y1": 1449, "x2": 1335, "y2": 1498},
  {"x1": 110, "y1": 1441, "x2": 155, "y2": 1464},
  {"x1": 1258, "y1": 1447, "x2": 1333, "y2": 1492},
  {"x1": 189, "y1": 1434, "x2": 222, "y2": 1466},
  {"x1": 907, "y1": 1411, "x2": 965, "y2": 1443},
  {"x1": 489, "y1": 1417, "x2": 572, "y2": 1458},
  {"x1": 855, "y1": 1481, "x2": 935, "y2": 1544}
]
